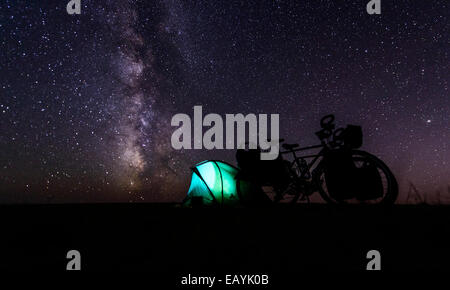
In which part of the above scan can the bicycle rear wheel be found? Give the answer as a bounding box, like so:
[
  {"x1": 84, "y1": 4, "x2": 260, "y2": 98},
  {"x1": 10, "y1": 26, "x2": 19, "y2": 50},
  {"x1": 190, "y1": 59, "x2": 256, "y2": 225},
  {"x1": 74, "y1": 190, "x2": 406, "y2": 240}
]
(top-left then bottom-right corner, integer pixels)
[{"x1": 314, "y1": 150, "x2": 398, "y2": 205}]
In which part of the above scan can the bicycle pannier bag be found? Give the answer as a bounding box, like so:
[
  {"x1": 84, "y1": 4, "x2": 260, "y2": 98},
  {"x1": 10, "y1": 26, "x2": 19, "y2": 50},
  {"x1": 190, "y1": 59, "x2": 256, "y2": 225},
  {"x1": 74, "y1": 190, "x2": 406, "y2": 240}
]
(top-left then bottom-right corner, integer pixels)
[
  {"x1": 236, "y1": 149, "x2": 260, "y2": 172},
  {"x1": 353, "y1": 162, "x2": 383, "y2": 200},
  {"x1": 343, "y1": 125, "x2": 363, "y2": 149},
  {"x1": 236, "y1": 149, "x2": 290, "y2": 189},
  {"x1": 323, "y1": 149, "x2": 357, "y2": 200}
]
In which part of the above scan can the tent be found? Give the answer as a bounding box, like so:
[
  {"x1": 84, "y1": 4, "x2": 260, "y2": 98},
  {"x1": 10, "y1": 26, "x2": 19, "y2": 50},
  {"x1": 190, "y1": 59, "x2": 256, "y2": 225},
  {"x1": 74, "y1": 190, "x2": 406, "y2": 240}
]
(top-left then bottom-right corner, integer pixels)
[{"x1": 183, "y1": 160, "x2": 271, "y2": 206}]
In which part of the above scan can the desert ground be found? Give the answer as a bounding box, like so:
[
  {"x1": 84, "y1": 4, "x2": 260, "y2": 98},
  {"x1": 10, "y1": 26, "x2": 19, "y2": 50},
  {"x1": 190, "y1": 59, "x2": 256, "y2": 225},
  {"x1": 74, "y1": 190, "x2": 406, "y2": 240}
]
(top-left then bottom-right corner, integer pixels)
[{"x1": 0, "y1": 203, "x2": 449, "y2": 277}]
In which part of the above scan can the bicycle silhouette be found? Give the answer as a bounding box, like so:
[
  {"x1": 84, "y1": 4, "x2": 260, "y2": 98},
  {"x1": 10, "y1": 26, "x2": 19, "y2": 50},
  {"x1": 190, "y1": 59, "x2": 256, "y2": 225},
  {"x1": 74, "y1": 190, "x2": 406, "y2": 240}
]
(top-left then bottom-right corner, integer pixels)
[{"x1": 235, "y1": 115, "x2": 398, "y2": 205}]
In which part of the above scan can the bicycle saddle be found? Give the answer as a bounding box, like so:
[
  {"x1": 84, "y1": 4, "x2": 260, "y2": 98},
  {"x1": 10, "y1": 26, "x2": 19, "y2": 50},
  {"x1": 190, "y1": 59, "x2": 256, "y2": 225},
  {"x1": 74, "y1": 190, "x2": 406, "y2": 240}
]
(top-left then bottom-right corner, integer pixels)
[{"x1": 282, "y1": 143, "x2": 299, "y2": 150}]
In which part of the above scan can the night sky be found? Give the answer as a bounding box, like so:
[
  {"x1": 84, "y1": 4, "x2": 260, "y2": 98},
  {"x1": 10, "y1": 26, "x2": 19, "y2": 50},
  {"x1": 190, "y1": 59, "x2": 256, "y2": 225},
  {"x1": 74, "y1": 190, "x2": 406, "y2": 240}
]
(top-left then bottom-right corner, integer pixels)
[{"x1": 0, "y1": 0, "x2": 448, "y2": 203}]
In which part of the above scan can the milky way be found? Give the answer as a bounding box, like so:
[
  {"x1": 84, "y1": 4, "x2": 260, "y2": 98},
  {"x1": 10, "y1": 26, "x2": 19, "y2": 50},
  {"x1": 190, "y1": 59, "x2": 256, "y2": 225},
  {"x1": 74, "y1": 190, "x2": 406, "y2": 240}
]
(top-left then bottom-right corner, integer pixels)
[
  {"x1": 0, "y1": 0, "x2": 449, "y2": 203},
  {"x1": 103, "y1": 0, "x2": 191, "y2": 199}
]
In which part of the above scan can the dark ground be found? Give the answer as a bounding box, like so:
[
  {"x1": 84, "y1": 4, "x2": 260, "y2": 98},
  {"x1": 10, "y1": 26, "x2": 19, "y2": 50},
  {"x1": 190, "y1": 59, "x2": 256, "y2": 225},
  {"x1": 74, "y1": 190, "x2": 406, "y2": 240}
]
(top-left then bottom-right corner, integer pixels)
[{"x1": 0, "y1": 203, "x2": 449, "y2": 278}]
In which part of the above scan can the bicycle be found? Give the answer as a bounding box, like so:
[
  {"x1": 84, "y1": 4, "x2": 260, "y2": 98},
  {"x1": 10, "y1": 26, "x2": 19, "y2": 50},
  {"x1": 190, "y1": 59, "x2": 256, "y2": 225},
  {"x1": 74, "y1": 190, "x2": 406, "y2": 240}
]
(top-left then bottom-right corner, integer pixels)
[{"x1": 236, "y1": 115, "x2": 398, "y2": 205}]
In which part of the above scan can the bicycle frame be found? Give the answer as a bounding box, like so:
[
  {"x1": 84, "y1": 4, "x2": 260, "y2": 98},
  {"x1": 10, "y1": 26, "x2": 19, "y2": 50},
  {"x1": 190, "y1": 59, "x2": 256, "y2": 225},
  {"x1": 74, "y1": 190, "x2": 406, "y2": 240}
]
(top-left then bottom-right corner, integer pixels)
[
  {"x1": 252, "y1": 115, "x2": 398, "y2": 204},
  {"x1": 280, "y1": 144, "x2": 327, "y2": 180}
]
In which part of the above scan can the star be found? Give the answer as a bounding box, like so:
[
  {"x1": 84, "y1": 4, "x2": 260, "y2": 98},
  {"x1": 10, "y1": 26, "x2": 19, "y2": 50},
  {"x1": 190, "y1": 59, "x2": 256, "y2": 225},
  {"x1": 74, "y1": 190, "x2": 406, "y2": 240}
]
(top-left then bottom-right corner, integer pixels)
[{"x1": 0, "y1": 0, "x2": 448, "y2": 203}]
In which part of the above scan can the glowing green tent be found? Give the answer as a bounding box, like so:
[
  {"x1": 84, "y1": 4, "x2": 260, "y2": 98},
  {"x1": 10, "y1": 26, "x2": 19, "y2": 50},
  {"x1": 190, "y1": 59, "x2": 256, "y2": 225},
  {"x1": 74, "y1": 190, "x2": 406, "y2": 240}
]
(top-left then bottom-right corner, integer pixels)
[
  {"x1": 183, "y1": 160, "x2": 271, "y2": 206},
  {"x1": 184, "y1": 161, "x2": 240, "y2": 206}
]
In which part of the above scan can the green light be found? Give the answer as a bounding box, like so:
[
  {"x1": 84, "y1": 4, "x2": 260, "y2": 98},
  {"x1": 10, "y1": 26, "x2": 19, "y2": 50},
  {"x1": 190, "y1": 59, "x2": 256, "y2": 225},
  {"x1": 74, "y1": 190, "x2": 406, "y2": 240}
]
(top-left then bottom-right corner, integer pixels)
[
  {"x1": 198, "y1": 162, "x2": 218, "y2": 192},
  {"x1": 185, "y1": 161, "x2": 241, "y2": 205}
]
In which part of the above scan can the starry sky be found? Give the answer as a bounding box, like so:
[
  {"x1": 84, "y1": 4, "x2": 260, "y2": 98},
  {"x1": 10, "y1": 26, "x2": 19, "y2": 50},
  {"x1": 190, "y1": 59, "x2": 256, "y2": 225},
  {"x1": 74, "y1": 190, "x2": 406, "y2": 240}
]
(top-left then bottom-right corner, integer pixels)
[{"x1": 0, "y1": 0, "x2": 448, "y2": 203}]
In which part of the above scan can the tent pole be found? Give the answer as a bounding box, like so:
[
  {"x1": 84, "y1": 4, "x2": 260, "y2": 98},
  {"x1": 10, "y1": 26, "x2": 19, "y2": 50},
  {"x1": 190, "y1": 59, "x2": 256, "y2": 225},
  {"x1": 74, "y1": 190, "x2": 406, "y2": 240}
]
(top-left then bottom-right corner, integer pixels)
[
  {"x1": 192, "y1": 167, "x2": 217, "y2": 204},
  {"x1": 212, "y1": 161, "x2": 224, "y2": 207}
]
